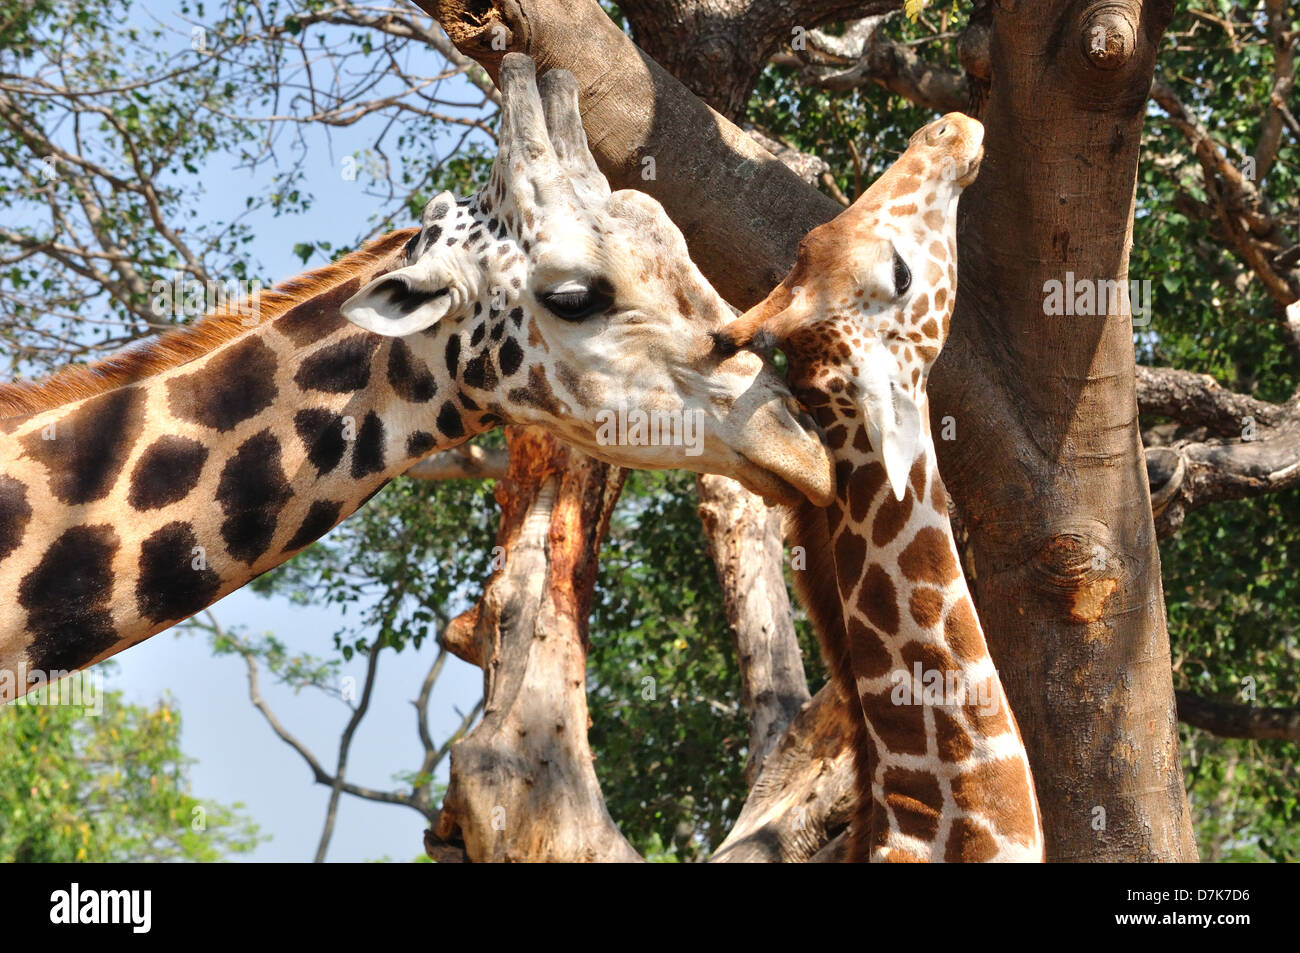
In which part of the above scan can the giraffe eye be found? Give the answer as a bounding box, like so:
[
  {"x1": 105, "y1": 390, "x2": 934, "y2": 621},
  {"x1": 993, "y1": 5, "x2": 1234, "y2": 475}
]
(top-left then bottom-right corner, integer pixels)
[
  {"x1": 542, "y1": 282, "x2": 614, "y2": 322},
  {"x1": 892, "y1": 252, "x2": 912, "y2": 298}
]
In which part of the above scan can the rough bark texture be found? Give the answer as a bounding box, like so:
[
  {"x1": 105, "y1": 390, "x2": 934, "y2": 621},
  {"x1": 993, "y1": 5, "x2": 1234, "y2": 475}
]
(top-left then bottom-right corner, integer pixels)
[
  {"x1": 1137, "y1": 365, "x2": 1300, "y2": 538},
  {"x1": 418, "y1": 0, "x2": 1198, "y2": 860},
  {"x1": 430, "y1": 427, "x2": 636, "y2": 862},
  {"x1": 709, "y1": 683, "x2": 856, "y2": 862},
  {"x1": 928, "y1": 0, "x2": 1197, "y2": 861},
  {"x1": 696, "y1": 474, "x2": 809, "y2": 782},
  {"x1": 618, "y1": 0, "x2": 901, "y2": 119}
]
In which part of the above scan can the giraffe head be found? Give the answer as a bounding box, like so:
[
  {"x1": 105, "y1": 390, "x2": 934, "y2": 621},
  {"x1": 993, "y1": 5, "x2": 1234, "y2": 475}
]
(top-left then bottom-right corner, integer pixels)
[
  {"x1": 339, "y1": 54, "x2": 833, "y2": 506},
  {"x1": 714, "y1": 114, "x2": 984, "y2": 500}
]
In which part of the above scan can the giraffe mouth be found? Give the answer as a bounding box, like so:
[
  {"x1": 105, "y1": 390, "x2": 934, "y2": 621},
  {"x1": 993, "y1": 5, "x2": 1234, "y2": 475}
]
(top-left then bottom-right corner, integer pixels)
[
  {"x1": 955, "y1": 145, "x2": 985, "y2": 187},
  {"x1": 734, "y1": 452, "x2": 820, "y2": 507},
  {"x1": 734, "y1": 402, "x2": 835, "y2": 507}
]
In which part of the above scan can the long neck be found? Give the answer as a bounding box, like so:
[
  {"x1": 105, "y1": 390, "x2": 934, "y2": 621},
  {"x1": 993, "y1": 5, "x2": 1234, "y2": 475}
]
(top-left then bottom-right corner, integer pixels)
[
  {"x1": 0, "y1": 234, "x2": 490, "y2": 702},
  {"x1": 803, "y1": 414, "x2": 1044, "y2": 862}
]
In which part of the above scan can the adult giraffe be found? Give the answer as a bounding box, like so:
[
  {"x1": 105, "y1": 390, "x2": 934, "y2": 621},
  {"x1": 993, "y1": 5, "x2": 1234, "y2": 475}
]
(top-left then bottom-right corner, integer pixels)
[
  {"x1": 717, "y1": 114, "x2": 1045, "y2": 862},
  {"x1": 0, "y1": 55, "x2": 833, "y2": 704}
]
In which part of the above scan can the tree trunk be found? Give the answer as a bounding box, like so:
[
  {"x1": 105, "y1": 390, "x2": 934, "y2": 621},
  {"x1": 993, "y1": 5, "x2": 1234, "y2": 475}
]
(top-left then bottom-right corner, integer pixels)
[
  {"x1": 929, "y1": 0, "x2": 1197, "y2": 860},
  {"x1": 431, "y1": 427, "x2": 637, "y2": 862},
  {"x1": 619, "y1": 0, "x2": 900, "y2": 119},
  {"x1": 696, "y1": 474, "x2": 809, "y2": 782}
]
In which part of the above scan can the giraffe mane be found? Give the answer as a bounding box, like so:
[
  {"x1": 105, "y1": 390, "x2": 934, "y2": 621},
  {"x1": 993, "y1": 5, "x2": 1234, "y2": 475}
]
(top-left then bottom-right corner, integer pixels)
[{"x1": 0, "y1": 228, "x2": 417, "y2": 419}]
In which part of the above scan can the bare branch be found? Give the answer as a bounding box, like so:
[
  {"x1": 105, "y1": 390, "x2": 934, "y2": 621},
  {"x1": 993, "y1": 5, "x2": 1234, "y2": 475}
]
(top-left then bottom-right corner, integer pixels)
[
  {"x1": 1177, "y1": 691, "x2": 1300, "y2": 742},
  {"x1": 1148, "y1": 425, "x2": 1300, "y2": 538},
  {"x1": 314, "y1": 627, "x2": 386, "y2": 862},
  {"x1": 696, "y1": 474, "x2": 810, "y2": 783},
  {"x1": 1151, "y1": 78, "x2": 1299, "y2": 308},
  {"x1": 711, "y1": 683, "x2": 857, "y2": 863},
  {"x1": 405, "y1": 445, "x2": 508, "y2": 481},
  {"x1": 1254, "y1": 0, "x2": 1296, "y2": 181},
  {"x1": 1136, "y1": 364, "x2": 1289, "y2": 435},
  {"x1": 774, "y1": 15, "x2": 967, "y2": 114}
]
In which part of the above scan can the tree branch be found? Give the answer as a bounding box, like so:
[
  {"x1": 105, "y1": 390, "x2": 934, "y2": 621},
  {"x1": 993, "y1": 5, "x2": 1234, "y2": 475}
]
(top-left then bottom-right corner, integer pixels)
[
  {"x1": 1136, "y1": 364, "x2": 1289, "y2": 435},
  {"x1": 710, "y1": 682, "x2": 857, "y2": 862},
  {"x1": 405, "y1": 444, "x2": 508, "y2": 481},
  {"x1": 1176, "y1": 691, "x2": 1300, "y2": 742},
  {"x1": 313, "y1": 627, "x2": 386, "y2": 862},
  {"x1": 1151, "y1": 78, "x2": 1299, "y2": 310},
  {"x1": 1254, "y1": 0, "x2": 1296, "y2": 182},
  {"x1": 696, "y1": 474, "x2": 810, "y2": 783},
  {"x1": 773, "y1": 15, "x2": 968, "y2": 114}
]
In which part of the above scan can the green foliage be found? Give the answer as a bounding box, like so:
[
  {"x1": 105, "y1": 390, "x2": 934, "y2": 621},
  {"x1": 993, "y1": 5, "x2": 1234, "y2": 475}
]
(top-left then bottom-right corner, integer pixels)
[
  {"x1": 0, "y1": 669, "x2": 261, "y2": 862},
  {"x1": 587, "y1": 471, "x2": 745, "y2": 860},
  {"x1": 1163, "y1": 490, "x2": 1300, "y2": 861},
  {"x1": 748, "y1": 7, "x2": 966, "y2": 201},
  {"x1": 0, "y1": 0, "x2": 266, "y2": 370},
  {"x1": 1136, "y1": 1, "x2": 1300, "y2": 861}
]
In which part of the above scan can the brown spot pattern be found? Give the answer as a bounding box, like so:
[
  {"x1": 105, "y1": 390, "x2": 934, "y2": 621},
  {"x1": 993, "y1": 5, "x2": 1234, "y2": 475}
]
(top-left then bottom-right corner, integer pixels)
[
  {"x1": 898, "y1": 526, "x2": 961, "y2": 584},
  {"x1": 883, "y1": 766, "x2": 942, "y2": 842},
  {"x1": 871, "y1": 486, "x2": 913, "y2": 546},
  {"x1": 858, "y1": 563, "x2": 900, "y2": 634},
  {"x1": 950, "y1": 758, "x2": 1038, "y2": 845}
]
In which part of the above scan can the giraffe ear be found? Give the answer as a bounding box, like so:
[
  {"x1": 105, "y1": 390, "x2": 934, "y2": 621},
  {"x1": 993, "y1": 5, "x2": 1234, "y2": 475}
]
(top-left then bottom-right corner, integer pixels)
[
  {"x1": 852, "y1": 348, "x2": 923, "y2": 502},
  {"x1": 341, "y1": 259, "x2": 457, "y2": 337}
]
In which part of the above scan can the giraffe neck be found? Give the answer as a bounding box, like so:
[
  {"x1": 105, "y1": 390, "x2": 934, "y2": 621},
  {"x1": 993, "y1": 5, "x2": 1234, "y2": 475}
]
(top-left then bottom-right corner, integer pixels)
[
  {"x1": 0, "y1": 231, "x2": 495, "y2": 702},
  {"x1": 804, "y1": 412, "x2": 1044, "y2": 862}
]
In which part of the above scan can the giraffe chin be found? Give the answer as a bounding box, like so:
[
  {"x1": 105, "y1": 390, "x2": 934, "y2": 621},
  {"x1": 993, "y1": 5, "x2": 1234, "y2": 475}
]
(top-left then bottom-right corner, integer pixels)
[
  {"x1": 732, "y1": 453, "x2": 832, "y2": 509},
  {"x1": 954, "y1": 145, "x2": 985, "y2": 187}
]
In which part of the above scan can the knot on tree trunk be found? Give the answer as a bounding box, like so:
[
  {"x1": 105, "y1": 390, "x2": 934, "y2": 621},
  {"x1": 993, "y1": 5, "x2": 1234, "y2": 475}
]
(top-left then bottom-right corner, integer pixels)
[
  {"x1": 1029, "y1": 525, "x2": 1123, "y2": 625},
  {"x1": 958, "y1": 15, "x2": 992, "y2": 81},
  {"x1": 1079, "y1": 5, "x2": 1137, "y2": 70},
  {"x1": 1047, "y1": 0, "x2": 1161, "y2": 114}
]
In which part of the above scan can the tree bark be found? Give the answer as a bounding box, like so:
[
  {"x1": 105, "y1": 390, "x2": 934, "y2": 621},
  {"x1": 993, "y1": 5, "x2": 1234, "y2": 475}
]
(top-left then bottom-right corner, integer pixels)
[
  {"x1": 709, "y1": 682, "x2": 856, "y2": 862},
  {"x1": 417, "y1": 0, "x2": 1199, "y2": 860},
  {"x1": 430, "y1": 427, "x2": 638, "y2": 862},
  {"x1": 618, "y1": 0, "x2": 901, "y2": 119},
  {"x1": 696, "y1": 474, "x2": 810, "y2": 782},
  {"x1": 929, "y1": 0, "x2": 1197, "y2": 860}
]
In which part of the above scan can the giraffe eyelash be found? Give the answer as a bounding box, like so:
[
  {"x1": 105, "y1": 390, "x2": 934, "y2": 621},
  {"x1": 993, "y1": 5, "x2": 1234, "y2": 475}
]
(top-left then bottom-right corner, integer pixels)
[{"x1": 892, "y1": 251, "x2": 912, "y2": 298}]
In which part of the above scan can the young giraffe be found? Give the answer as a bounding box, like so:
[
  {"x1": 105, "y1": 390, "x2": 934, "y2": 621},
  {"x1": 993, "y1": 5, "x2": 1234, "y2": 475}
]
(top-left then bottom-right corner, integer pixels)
[
  {"x1": 0, "y1": 54, "x2": 834, "y2": 704},
  {"x1": 717, "y1": 114, "x2": 1044, "y2": 862}
]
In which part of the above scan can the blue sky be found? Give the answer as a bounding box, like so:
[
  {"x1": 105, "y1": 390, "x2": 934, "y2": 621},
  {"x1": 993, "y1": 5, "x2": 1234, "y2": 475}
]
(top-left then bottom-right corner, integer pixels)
[{"x1": 63, "y1": 3, "x2": 493, "y2": 862}]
